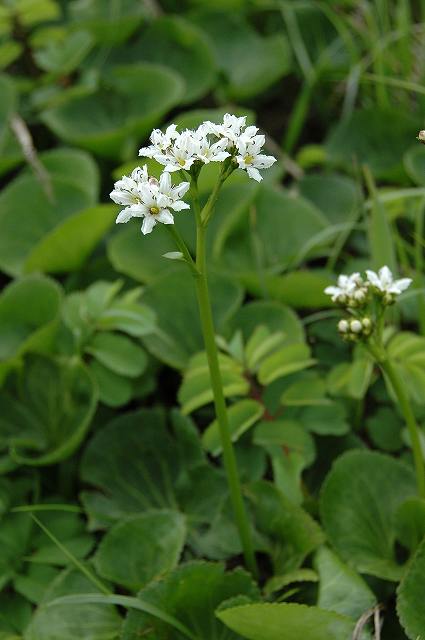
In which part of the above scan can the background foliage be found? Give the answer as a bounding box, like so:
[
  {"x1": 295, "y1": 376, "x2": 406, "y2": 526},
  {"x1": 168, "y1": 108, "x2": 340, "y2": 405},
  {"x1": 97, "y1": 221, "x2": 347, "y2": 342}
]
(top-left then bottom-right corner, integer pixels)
[{"x1": 1, "y1": 0, "x2": 425, "y2": 638}]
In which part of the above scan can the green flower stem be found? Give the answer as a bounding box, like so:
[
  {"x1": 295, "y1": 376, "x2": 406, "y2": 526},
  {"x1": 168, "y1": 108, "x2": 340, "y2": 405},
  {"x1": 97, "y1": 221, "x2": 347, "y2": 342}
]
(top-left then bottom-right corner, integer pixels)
[
  {"x1": 194, "y1": 223, "x2": 257, "y2": 576},
  {"x1": 376, "y1": 354, "x2": 425, "y2": 499}
]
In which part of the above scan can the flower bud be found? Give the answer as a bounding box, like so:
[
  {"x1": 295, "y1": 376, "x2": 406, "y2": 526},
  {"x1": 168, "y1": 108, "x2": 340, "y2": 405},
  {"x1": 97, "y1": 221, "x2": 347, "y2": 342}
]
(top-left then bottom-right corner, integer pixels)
[
  {"x1": 338, "y1": 319, "x2": 349, "y2": 333},
  {"x1": 148, "y1": 176, "x2": 159, "y2": 186},
  {"x1": 418, "y1": 130, "x2": 425, "y2": 144},
  {"x1": 350, "y1": 319, "x2": 363, "y2": 334}
]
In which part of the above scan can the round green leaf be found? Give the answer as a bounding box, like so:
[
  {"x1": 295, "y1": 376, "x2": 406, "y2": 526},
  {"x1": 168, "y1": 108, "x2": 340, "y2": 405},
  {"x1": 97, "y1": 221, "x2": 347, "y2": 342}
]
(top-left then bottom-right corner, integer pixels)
[
  {"x1": 202, "y1": 399, "x2": 264, "y2": 456},
  {"x1": 229, "y1": 301, "x2": 304, "y2": 344},
  {"x1": 24, "y1": 569, "x2": 121, "y2": 640},
  {"x1": 85, "y1": 332, "x2": 147, "y2": 378},
  {"x1": 88, "y1": 360, "x2": 133, "y2": 408},
  {"x1": 140, "y1": 268, "x2": 243, "y2": 369},
  {"x1": 0, "y1": 275, "x2": 61, "y2": 365},
  {"x1": 326, "y1": 108, "x2": 417, "y2": 181},
  {"x1": 397, "y1": 537, "x2": 425, "y2": 639},
  {"x1": 122, "y1": 561, "x2": 259, "y2": 640},
  {"x1": 217, "y1": 603, "x2": 358, "y2": 640},
  {"x1": 2, "y1": 355, "x2": 97, "y2": 466},
  {"x1": 320, "y1": 450, "x2": 416, "y2": 580},
  {"x1": 41, "y1": 64, "x2": 184, "y2": 158},
  {"x1": 0, "y1": 154, "x2": 95, "y2": 276},
  {"x1": 94, "y1": 511, "x2": 186, "y2": 591},
  {"x1": 118, "y1": 16, "x2": 216, "y2": 104},
  {"x1": 315, "y1": 547, "x2": 376, "y2": 620},
  {"x1": 298, "y1": 173, "x2": 361, "y2": 224},
  {"x1": 24, "y1": 205, "x2": 116, "y2": 274}
]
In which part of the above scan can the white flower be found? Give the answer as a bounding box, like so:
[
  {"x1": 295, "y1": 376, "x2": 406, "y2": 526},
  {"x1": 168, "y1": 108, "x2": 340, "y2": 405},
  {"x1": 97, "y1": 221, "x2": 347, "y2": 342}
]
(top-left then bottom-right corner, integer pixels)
[
  {"x1": 203, "y1": 113, "x2": 247, "y2": 145},
  {"x1": 324, "y1": 272, "x2": 363, "y2": 303},
  {"x1": 350, "y1": 319, "x2": 363, "y2": 334},
  {"x1": 110, "y1": 166, "x2": 190, "y2": 235},
  {"x1": 152, "y1": 130, "x2": 200, "y2": 172},
  {"x1": 365, "y1": 266, "x2": 412, "y2": 296},
  {"x1": 196, "y1": 136, "x2": 230, "y2": 164},
  {"x1": 138, "y1": 124, "x2": 178, "y2": 159},
  {"x1": 338, "y1": 319, "x2": 349, "y2": 333},
  {"x1": 235, "y1": 135, "x2": 276, "y2": 182}
]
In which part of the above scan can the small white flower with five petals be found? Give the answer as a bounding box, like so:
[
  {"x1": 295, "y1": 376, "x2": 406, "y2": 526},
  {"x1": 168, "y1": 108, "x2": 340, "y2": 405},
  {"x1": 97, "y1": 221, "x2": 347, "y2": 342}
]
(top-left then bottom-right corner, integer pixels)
[
  {"x1": 110, "y1": 165, "x2": 190, "y2": 235},
  {"x1": 324, "y1": 272, "x2": 363, "y2": 303},
  {"x1": 235, "y1": 135, "x2": 276, "y2": 182},
  {"x1": 138, "y1": 124, "x2": 178, "y2": 159},
  {"x1": 366, "y1": 266, "x2": 412, "y2": 296}
]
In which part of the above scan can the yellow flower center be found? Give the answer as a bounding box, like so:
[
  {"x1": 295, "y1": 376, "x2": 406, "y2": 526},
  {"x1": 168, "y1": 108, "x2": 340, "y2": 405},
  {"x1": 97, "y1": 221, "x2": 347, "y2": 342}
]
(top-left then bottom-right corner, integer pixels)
[
  {"x1": 244, "y1": 154, "x2": 254, "y2": 165},
  {"x1": 150, "y1": 206, "x2": 160, "y2": 215},
  {"x1": 178, "y1": 158, "x2": 186, "y2": 166}
]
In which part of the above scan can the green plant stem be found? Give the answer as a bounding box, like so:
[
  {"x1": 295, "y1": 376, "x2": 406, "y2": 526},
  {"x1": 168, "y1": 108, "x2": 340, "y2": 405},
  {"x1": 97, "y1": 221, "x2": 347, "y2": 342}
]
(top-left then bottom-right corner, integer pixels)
[
  {"x1": 193, "y1": 204, "x2": 258, "y2": 577},
  {"x1": 378, "y1": 356, "x2": 425, "y2": 499}
]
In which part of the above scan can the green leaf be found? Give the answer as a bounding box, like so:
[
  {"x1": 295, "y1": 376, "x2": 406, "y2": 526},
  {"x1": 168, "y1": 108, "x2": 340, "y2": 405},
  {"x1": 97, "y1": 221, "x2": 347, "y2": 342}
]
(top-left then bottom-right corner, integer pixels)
[
  {"x1": 0, "y1": 151, "x2": 96, "y2": 276},
  {"x1": 0, "y1": 275, "x2": 61, "y2": 369},
  {"x1": 140, "y1": 269, "x2": 243, "y2": 369},
  {"x1": 254, "y1": 421, "x2": 315, "y2": 466},
  {"x1": 118, "y1": 16, "x2": 216, "y2": 104},
  {"x1": 202, "y1": 399, "x2": 264, "y2": 456},
  {"x1": 229, "y1": 301, "x2": 304, "y2": 344},
  {"x1": 97, "y1": 301, "x2": 156, "y2": 337},
  {"x1": 315, "y1": 547, "x2": 376, "y2": 620},
  {"x1": 404, "y1": 144, "x2": 425, "y2": 185},
  {"x1": 244, "y1": 270, "x2": 331, "y2": 309},
  {"x1": 41, "y1": 64, "x2": 184, "y2": 159},
  {"x1": 179, "y1": 352, "x2": 249, "y2": 415},
  {"x1": 320, "y1": 450, "x2": 416, "y2": 580},
  {"x1": 258, "y1": 343, "x2": 315, "y2": 386},
  {"x1": 366, "y1": 407, "x2": 403, "y2": 452},
  {"x1": 0, "y1": 74, "x2": 15, "y2": 143},
  {"x1": 301, "y1": 402, "x2": 349, "y2": 436},
  {"x1": 397, "y1": 537, "x2": 425, "y2": 640},
  {"x1": 34, "y1": 30, "x2": 94, "y2": 74},
  {"x1": 326, "y1": 108, "x2": 417, "y2": 181},
  {"x1": 299, "y1": 173, "x2": 361, "y2": 225},
  {"x1": 387, "y1": 332, "x2": 425, "y2": 405},
  {"x1": 24, "y1": 569, "x2": 121, "y2": 640},
  {"x1": 249, "y1": 481, "x2": 324, "y2": 575},
  {"x1": 1, "y1": 355, "x2": 97, "y2": 466},
  {"x1": 80, "y1": 409, "x2": 226, "y2": 538},
  {"x1": 280, "y1": 374, "x2": 328, "y2": 407},
  {"x1": 24, "y1": 205, "x2": 116, "y2": 274},
  {"x1": 85, "y1": 332, "x2": 147, "y2": 378},
  {"x1": 190, "y1": 10, "x2": 291, "y2": 100},
  {"x1": 69, "y1": 0, "x2": 146, "y2": 44},
  {"x1": 217, "y1": 603, "x2": 359, "y2": 640},
  {"x1": 122, "y1": 561, "x2": 259, "y2": 640},
  {"x1": 94, "y1": 511, "x2": 186, "y2": 591},
  {"x1": 394, "y1": 497, "x2": 425, "y2": 554},
  {"x1": 222, "y1": 185, "x2": 328, "y2": 278},
  {"x1": 88, "y1": 360, "x2": 133, "y2": 408},
  {"x1": 365, "y1": 168, "x2": 397, "y2": 272}
]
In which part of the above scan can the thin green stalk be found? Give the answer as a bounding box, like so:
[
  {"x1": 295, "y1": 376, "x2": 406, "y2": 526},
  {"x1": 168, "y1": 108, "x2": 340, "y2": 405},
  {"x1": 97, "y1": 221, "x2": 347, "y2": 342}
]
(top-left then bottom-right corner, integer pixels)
[
  {"x1": 375, "y1": 355, "x2": 425, "y2": 498},
  {"x1": 30, "y1": 514, "x2": 111, "y2": 595},
  {"x1": 414, "y1": 198, "x2": 425, "y2": 335},
  {"x1": 193, "y1": 193, "x2": 257, "y2": 577}
]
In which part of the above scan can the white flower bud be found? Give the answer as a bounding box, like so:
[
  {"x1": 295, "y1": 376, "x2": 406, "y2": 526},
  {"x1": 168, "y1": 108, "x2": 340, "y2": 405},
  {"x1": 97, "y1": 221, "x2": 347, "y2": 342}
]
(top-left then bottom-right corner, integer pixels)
[
  {"x1": 353, "y1": 289, "x2": 366, "y2": 303},
  {"x1": 418, "y1": 130, "x2": 425, "y2": 144},
  {"x1": 350, "y1": 319, "x2": 363, "y2": 334},
  {"x1": 362, "y1": 317, "x2": 372, "y2": 330},
  {"x1": 338, "y1": 319, "x2": 349, "y2": 333}
]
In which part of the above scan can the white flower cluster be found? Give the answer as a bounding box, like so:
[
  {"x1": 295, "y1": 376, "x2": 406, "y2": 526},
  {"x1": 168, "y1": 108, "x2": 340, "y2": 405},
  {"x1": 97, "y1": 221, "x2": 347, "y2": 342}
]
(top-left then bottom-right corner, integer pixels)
[
  {"x1": 325, "y1": 266, "x2": 411, "y2": 307},
  {"x1": 110, "y1": 115, "x2": 277, "y2": 235},
  {"x1": 110, "y1": 166, "x2": 190, "y2": 235},
  {"x1": 325, "y1": 266, "x2": 412, "y2": 342},
  {"x1": 139, "y1": 113, "x2": 277, "y2": 183}
]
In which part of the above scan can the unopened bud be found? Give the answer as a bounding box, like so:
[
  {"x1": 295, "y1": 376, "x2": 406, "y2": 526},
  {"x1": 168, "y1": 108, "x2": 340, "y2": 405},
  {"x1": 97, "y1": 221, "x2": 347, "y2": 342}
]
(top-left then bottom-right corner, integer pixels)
[
  {"x1": 350, "y1": 319, "x2": 363, "y2": 334},
  {"x1": 383, "y1": 292, "x2": 394, "y2": 306},
  {"x1": 362, "y1": 317, "x2": 372, "y2": 330},
  {"x1": 338, "y1": 319, "x2": 349, "y2": 333},
  {"x1": 353, "y1": 289, "x2": 366, "y2": 303},
  {"x1": 148, "y1": 176, "x2": 159, "y2": 186},
  {"x1": 418, "y1": 130, "x2": 425, "y2": 144}
]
